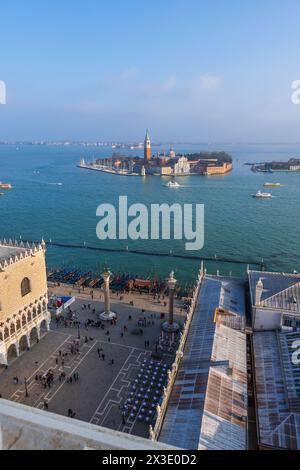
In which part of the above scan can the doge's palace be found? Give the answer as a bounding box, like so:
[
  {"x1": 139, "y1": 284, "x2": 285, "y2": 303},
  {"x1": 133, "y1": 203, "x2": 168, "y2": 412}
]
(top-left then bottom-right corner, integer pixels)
[{"x1": 0, "y1": 239, "x2": 50, "y2": 365}]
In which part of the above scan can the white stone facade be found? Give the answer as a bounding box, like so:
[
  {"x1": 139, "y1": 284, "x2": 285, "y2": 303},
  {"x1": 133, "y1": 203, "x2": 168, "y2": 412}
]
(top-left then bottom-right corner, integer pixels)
[
  {"x1": 174, "y1": 156, "x2": 190, "y2": 175},
  {"x1": 0, "y1": 294, "x2": 50, "y2": 365}
]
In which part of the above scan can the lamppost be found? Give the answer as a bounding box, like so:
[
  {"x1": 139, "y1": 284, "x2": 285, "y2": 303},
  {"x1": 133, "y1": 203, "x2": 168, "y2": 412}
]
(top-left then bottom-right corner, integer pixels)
[
  {"x1": 24, "y1": 377, "x2": 29, "y2": 397},
  {"x1": 100, "y1": 269, "x2": 116, "y2": 321},
  {"x1": 162, "y1": 271, "x2": 179, "y2": 333}
]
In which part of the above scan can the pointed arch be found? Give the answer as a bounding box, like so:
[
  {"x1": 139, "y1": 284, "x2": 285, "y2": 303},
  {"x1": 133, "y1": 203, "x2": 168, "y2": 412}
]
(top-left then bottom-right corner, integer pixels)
[{"x1": 21, "y1": 277, "x2": 31, "y2": 297}]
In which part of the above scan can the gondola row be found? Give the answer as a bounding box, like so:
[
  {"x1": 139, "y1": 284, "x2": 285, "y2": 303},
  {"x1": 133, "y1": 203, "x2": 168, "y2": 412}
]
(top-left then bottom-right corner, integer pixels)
[{"x1": 47, "y1": 268, "x2": 194, "y2": 297}]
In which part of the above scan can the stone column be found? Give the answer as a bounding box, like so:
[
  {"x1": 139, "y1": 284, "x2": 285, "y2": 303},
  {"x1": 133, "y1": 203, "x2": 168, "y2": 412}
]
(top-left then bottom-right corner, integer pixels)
[
  {"x1": 26, "y1": 335, "x2": 31, "y2": 350},
  {"x1": 162, "y1": 271, "x2": 179, "y2": 333},
  {"x1": 14, "y1": 341, "x2": 20, "y2": 357},
  {"x1": 0, "y1": 340, "x2": 8, "y2": 366},
  {"x1": 100, "y1": 270, "x2": 116, "y2": 321},
  {"x1": 45, "y1": 315, "x2": 51, "y2": 332},
  {"x1": 36, "y1": 324, "x2": 41, "y2": 341}
]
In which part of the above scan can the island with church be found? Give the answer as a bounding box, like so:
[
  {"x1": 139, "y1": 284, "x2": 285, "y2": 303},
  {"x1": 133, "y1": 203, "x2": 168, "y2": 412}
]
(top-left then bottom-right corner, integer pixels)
[{"x1": 77, "y1": 129, "x2": 233, "y2": 177}]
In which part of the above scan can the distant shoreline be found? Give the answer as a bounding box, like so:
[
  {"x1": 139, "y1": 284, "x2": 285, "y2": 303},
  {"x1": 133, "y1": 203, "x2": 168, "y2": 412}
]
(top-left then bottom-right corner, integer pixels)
[
  {"x1": 3, "y1": 141, "x2": 300, "y2": 147},
  {"x1": 76, "y1": 163, "x2": 214, "y2": 177}
]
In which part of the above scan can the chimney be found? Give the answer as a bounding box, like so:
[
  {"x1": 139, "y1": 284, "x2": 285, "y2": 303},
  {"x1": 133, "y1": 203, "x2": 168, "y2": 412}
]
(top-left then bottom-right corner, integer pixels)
[{"x1": 255, "y1": 278, "x2": 263, "y2": 306}]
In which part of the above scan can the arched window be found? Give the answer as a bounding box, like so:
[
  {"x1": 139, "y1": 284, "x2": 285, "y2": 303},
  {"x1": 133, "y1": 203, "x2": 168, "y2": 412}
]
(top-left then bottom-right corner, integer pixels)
[{"x1": 21, "y1": 277, "x2": 31, "y2": 297}]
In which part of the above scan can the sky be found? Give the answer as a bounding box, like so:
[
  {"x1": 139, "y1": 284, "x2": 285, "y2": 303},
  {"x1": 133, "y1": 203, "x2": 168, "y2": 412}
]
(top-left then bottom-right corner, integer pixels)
[{"x1": 1, "y1": 0, "x2": 300, "y2": 142}]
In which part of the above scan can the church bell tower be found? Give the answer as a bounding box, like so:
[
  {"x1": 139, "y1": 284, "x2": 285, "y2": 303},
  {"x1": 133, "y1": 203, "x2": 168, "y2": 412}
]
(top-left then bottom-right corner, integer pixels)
[{"x1": 144, "y1": 129, "x2": 151, "y2": 162}]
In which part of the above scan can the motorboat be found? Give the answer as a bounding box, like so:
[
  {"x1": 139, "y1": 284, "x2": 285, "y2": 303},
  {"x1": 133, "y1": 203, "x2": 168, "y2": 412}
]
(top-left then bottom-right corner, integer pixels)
[
  {"x1": 164, "y1": 181, "x2": 180, "y2": 188},
  {"x1": 252, "y1": 190, "x2": 272, "y2": 198},
  {"x1": 0, "y1": 182, "x2": 12, "y2": 189},
  {"x1": 263, "y1": 182, "x2": 281, "y2": 187}
]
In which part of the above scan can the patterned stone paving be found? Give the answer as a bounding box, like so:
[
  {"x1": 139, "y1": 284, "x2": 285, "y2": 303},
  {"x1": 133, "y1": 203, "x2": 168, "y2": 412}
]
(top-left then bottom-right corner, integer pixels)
[
  {"x1": 0, "y1": 295, "x2": 179, "y2": 438},
  {"x1": 9, "y1": 334, "x2": 97, "y2": 408},
  {"x1": 90, "y1": 348, "x2": 151, "y2": 436}
]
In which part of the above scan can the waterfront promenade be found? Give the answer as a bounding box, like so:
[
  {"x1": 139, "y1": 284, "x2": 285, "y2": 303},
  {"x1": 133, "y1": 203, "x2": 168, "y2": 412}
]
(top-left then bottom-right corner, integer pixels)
[{"x1": 48, "y1": 280, "x2": 186, "y2": 317}]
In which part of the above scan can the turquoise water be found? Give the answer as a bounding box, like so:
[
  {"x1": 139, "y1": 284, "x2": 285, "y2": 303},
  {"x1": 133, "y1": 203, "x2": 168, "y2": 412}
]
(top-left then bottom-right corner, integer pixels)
[{"x1": 1, "y1": 143, "x2": 300, "y2": 282}]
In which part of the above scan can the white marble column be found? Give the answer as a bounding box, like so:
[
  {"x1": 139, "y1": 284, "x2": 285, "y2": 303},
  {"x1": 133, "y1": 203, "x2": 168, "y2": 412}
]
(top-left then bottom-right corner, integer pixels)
[
  {"x1": 14, "y1": 341, "x2": 20, "y2": 357},
  {"x1": 45, "y1": 316, "x2": 51, "y2": 332},
  {"x1": 36, "y1": 324, "x2": 41, "y2": 341}
]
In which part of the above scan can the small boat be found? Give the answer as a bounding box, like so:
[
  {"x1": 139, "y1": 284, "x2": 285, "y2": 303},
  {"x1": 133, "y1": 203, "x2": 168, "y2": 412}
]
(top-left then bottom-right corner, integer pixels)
[
  {"x1": 48, "y1": 182, "x2": 63, "y2": 186},
  {"x1": 263, "y1": 182, "x2": 281, "y2": 187},
  {"x1": 164, "y1": 181, "x2": 181, "y2": 188},
  {"x1": 252, "y1": 190, "x2": 272, "y2": 198},
  {"x1": 0, "y1": 182, "x2": 12, "y2": 189},
  {"x1": 0, "y1": 192, "x2": 5, "y2": 196}
]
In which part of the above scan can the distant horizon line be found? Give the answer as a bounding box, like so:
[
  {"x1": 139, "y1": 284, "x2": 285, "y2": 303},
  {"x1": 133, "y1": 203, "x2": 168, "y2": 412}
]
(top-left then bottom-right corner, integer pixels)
[{"x1": 2, "y1": 141, "x2": 300, "y2": 146}]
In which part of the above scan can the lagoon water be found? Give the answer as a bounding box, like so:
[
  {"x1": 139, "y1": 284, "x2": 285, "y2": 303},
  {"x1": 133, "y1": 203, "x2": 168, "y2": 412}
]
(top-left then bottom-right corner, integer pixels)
[{"x1": 1, "y1": 143, "x2": 300, "y2": 282}]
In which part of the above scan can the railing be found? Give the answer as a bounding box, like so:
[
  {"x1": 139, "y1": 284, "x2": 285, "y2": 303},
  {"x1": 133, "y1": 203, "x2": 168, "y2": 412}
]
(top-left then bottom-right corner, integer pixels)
[{"x1": 149, "y1": 268, "x2": 204, "y2": 441}]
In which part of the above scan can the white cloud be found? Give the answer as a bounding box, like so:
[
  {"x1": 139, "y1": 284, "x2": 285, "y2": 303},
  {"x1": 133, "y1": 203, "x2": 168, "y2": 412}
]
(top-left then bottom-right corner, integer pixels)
[
  {"x1": 120, "y1": 67, "x2": 139, "y2": 80},
  {"x1": 161, "y1": 76, "x2": 177, "y2": 92},
  {"x1": 191, "y1": 75, "x2": 223, "y2": 95}
]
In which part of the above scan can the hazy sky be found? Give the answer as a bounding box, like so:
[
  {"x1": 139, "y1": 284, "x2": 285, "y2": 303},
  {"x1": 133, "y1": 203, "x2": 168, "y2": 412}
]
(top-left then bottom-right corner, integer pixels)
[{"x1": 1, "y1": 0, "x2": 300, "y2": 142}]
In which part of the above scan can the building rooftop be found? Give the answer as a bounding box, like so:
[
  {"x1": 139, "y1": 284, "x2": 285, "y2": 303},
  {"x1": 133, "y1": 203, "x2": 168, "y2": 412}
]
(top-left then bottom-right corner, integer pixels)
[
  {"x1": 0, "y1": 245, "x2": 27, "y2": 264},
  {"x1": 198, "y1": 323, "x2": 247, "y2": 450},
  {"x1": 158, "y1": 276, "x2": 247, "y2": 450},
  {"x1": 253, "y1": 330, "x2": 300, "y2": 449},
  {"x1": 248, "y1": 270, "x2": 300, "y2": 311},
  {"x1": 0, "y1": 239, "x2": 43, "y2": 270},
  {"x1": 217, "y1": 277, "x2": 245, "y2": 316}
]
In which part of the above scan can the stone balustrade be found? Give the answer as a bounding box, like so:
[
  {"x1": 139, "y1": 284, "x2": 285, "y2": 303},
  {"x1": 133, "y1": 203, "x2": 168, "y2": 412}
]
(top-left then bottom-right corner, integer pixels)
[{"x1": 0, "y1": 399, "x2": 178, "y2": 450}]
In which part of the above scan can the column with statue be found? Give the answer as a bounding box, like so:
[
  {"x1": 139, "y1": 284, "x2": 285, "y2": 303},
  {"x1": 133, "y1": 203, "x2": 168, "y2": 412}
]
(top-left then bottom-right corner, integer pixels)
[
  {"x1": 162, "y1": 271, "x2": 179, "y2": 333},
  {"x1": 100, "y1": 269, "x2": 116, "y2": 321}
]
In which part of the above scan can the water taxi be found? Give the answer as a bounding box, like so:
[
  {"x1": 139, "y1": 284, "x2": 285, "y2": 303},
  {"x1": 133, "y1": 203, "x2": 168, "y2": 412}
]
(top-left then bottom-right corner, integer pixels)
[
  {"x1": 0, "y1": 182, "x2": 12, "y2": 189},
  {"x1": 164, "y1": 181, "x2": 181, "y2": 188},
  {"x1": 263, "y1": 182, "x2": 281, "y2": 187},
  {"x1": 252, "y1": 190, "x2": 272, "y2": 198}
]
